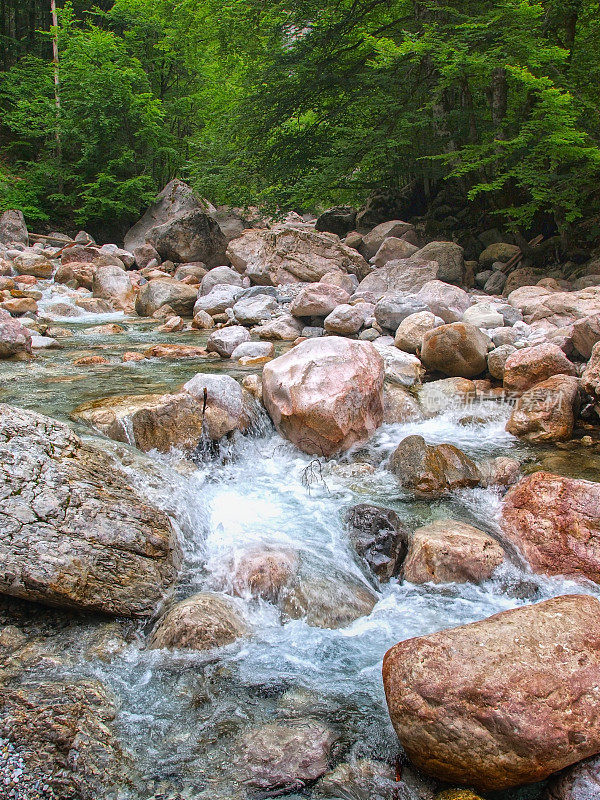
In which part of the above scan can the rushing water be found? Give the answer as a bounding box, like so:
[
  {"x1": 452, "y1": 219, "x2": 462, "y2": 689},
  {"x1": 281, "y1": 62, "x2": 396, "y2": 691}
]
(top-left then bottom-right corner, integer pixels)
[{"x1": 3, "y1": 286, "x2": 600, "y2": 799}]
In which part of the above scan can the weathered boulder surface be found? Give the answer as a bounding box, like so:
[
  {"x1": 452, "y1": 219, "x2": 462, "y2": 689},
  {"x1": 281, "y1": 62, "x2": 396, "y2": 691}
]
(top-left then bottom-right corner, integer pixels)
[
  {"x1": 394, "y1": 311, "x2": 438, "y2": 354},
  {"x1": 0, "y1": 209, "x2": 28, "y2": 246},
  {"x1": 290, "y1": 282, "x2": 350, "y2": 317},
  {"x1": 227, "y1": 223, "x2": 369, "y2": 285},
  {"x1": 262, "y1": 337, "x2": 384, "y2": 456},
  {"x1": 503, "y1": 344, "x2": 576, "y2": 393},
  {"x1": 13, "y1": 252, "x2": 53, "y2": 278},
  {"x1": 150, "y1": 592, "x2": 248, "y2": 651},
  {"x1": 135, "y1": 278, "x2": 198, "y2": 317},
  {"x1": 0, "y1": 678, "x2": 125, "y2": 800},
  {"x1": 383, "y1": 594, "x2": 600, "y2": 791},
  {"x1": 506, "y1": 375, "x2": 580, "y2": 442},
  {"x1": 389, "y1": 435, "x2": 481, "y2": 498},
  {"x1": 345, "y1": 504, "x2": 409, "y2": 581},
  {"x1": 403, "y1": 520, "x2": 504, "y2": 584},
  {"x1": 581, "y1": 341, "x2": 600, "y2": 398},
  {"x1": 413, "y1": 241, "x2": 465, "y2": 285},
  {"x1": 236, "y1": 720, "x2": 337, "y2": 790},
  {"x1": 92, "y1": 265, "x2": 135, "y2": 311},
  {"x1": 281, "y1": 570, "x2": 377, "y2": 628},
  {"x1": 315, "y1": 206, "x2": 357, "y2": 238},
  {"x1": 421, "y1": 323, "x2": 489, "y2": 378},
  {"x1": 124, "y1": 179, "x2": 213, "y2": 252},
  {"x1": 0, "y1": 317, "x2": 32, "y2": 358},
  {"x1": 501, "y1": 471, "x2": 600, "y2": 582},
  {"x1": 145, "y1": 208, "x2": 227, "y2": 267},
  {"x1": 0, "y1": 404, "x2": 180, "y2": 616},
  {"x1": 546, "y1": 755, "x2": 600, "y2": 800},
  {"x1": 358, "y1": 258, "x2": 440, "y2": 296}
]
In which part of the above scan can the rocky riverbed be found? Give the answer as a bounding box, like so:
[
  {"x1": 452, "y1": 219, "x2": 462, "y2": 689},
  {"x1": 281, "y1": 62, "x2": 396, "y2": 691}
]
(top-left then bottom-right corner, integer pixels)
[{"x1": 2, "y1": 189, "x2": 600, "y2": 799}]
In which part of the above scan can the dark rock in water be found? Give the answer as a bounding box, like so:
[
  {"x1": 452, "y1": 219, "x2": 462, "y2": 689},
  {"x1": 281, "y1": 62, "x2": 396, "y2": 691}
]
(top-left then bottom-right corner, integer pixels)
[
  {"x1": 345, "y1": 504, "x2": 408, "y2": 581},
  {"x1": 236, "y1": 719, "x2": 337, "y2": 789},
  {"x1": 546, "y1": 755, "x2": 600, "y2": 799},
  {"x1": 0, "y1": 679, "x2": 127, "y2": 800},
  {"x1": 0, "y1": 404, "x2": 181, "y2": 616},
  {"x1": 145, "y1": 208, "x2": 227, "y2": 268},
  {"x1": 389, "y1": 435, "x2": 482, "y2": 498},
  {"x1": 314, "y1": 758, "x2": 397, "y2": 800},
  {"x1": 315, "y1": 207, "x2": 357, "y2": 238}
]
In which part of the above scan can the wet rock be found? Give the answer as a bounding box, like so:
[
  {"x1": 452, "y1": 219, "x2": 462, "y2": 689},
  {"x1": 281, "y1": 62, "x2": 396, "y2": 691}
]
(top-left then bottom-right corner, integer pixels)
[
  {"x1": 345, "y1": 504, "x2": 409, "y2": 581},
  {"x1": 0, "y1": 318, "x2": 32, "y2": 358},
  {"x1": 236, "y1": 719, "x2": 337, "y2": 790},
  {"x1": 394, "y1": 311, "x2": 439, "y2": 354},
  {"x1": 54, "y1": 260, "x2": 95, "y2": 289},
  {"x1": 487, "y1": 344, "x2": 516, "y2": 380},
  {"x1": 1, "y1": 296, "x2": 38, "y2": 315},
  {"x1": 206, "y1": 325, "x2": 250, "y2": 357},
  {"x1": 389, "y1": 435, "x2": 482, "y2": 498},
  {"x1": 74, "y1": 355, "x2": 109, "y2": 366},
  {"x1": 199, "y1": 265, "x2": 243, "y2": 296},
  {"x1": 262, "y1": 336, "x2": 384, "y2": 456},
  {"x1": 84, "y1": 323, "x2": 125, "y2": 336},
  {"x1": 157, "y1": 314, "x2": 184, "y2": 333},
  {"x1": 183, "y1": 372, "x2": 252, "y2": 439},
  {"x1": 150, "y1": 592, "x2": 248, "y2": 651},
  {"x1": 421, "y1": 323, "x2": 489, "y2": 378},
  {"x1": 224, "y1": 547, "x2": 299, "y2": 601},
  {"x1": 135, "y1": 278, "x2": 198, "y2": 317},
  {"x1": 91, "y1": 264, "x2": 134, "y2": 311},
  {"x1": 192, "y1": 309, "x2": 214, "y2": 329},
  {"x1": 416, "y1": 280, "x2": 472, "y2": 323},
  {"x1": 290, "y1": 283, "x2": 351, "y2": 317},
  {"x1": 383, "y1": 384, "x2": 424, "y2": 423},
  {"x1": 75, "y1": 297, "x2": 114, "y2": 314},
  {"x1": 145, "y1": 208, "x2": 227, "y2": 267},
  {"x1": 282, "y1": 571, "x2": 377, "y2": 628},
  {"x1": 503, "y1": 343, "x2": 576, "y2": 392},
  {"x1": 506, "y1": 375, "x2": 580, "y2": 442},
  {"x1": 324, "y1": 303, "x2": 367, "y2": 334},
  {"x1": 417, "y1": 378, "x2": 476, "y2": 417},
  {"x1": 0, "y1": 210, "x2": 28, "y2": 246},
  {"x1": 402, "y1": 520, "x2": 504, "y2": 584},
  {"x1": 501, "y1": 471, "x2": 600, "y2": 583},
  {"x1": 233, "y1": 293, "x2": 278, "y2": 325},
  {"x1": 0, "y1": 404, "x2": 180, "y2": 616},
  {"x1": 230, "y1": 340, "x2": 274, "y2": 364},
  {"x1": 413, "y1": 241, "x2": 465, "y2": 285},
  {"x1": 227, "y1": 223, "x2": 369, "y2": 285},
  {"x1": 546, "y1": 755, "x2": 600, "y2": 800},
  {"x1": 0, "y1": 679, "x2": 125, "y2": 799},
  {"x1": 12, "y1": 253, "x2": 53, "y2": 279},
  {"x1": 382, "y1": 595, "x2": 600, "y2": 791},
  {"x1": 314, "y1": 759, "x2": 396, "y2": 800},
  {"x1": 479, "y1": 456, "x2": 521, "y2": 488}
]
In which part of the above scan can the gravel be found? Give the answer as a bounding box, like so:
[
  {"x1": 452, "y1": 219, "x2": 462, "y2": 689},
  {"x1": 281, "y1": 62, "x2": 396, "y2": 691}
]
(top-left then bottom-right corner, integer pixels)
[{"x1": 0, "y1": 738, "x2": 56, "y2": 799}]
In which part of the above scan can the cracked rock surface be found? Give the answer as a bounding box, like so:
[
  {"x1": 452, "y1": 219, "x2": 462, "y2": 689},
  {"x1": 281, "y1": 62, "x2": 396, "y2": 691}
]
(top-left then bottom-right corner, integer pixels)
[{"x1": 0, "y1": 403, "x2": 181, "y2": 616}]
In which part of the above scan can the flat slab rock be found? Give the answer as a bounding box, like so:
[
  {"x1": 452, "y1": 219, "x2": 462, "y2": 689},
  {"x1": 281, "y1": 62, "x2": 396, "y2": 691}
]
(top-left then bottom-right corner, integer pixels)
[{"x1": 0, "y1": 403, "x2": 181, "y2": 616}]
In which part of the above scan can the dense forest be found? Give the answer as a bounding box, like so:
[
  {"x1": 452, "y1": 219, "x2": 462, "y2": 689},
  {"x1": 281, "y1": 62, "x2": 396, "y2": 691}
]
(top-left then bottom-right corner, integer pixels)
[{"x1": 1, "y1": 0, "x2": 599, "y2": 245}]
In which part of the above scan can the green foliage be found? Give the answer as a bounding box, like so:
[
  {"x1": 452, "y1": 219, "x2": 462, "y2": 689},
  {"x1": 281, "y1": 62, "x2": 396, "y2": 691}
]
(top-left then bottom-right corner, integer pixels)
[{"x1": 1, "y1": 0, "x2": 599, "y2": 238}]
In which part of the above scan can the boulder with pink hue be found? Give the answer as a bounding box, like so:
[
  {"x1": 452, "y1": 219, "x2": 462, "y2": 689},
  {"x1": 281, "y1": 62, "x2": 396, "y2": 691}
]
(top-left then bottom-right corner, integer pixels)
[
  {"x1": 503, "y1": 343, "x2": 576, "y2": 392},
  {"x1": 546, "y1": 755, "x2": 600, "y2": 800},
  {"x1": 289, "y1": 282, "x2": 350, "y2": 317},
  {"x1": 262, "y1": 336, "x2": 384, "y2": 456},
  {"x1": 421, "y1": 323, "x2": 489, "y2": 378},
  {"x1": 501, "y1": 471, "x2": 600, "y2": 582},
  {"x1": 383, "y1": 595, "x2": 600, "y2": 791},
  {"x1": 0, "y1": 316, "x2": 32, "y2": 358},
  {"x1": 227, "y1": 223, "x2": 370, "y2": 285},
  {"x1": 506, "y1": 375, "x2": 580, "y2": 442},
  {"x1": 402, "y1": 519, "x2": 504, "y2": 584}
]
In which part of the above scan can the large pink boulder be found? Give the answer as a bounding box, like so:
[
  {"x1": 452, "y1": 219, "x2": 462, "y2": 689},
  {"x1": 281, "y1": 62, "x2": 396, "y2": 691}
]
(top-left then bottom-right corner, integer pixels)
[
  {"x1": 383, "y1": 595, "x2": 600, "y2": 791},
  {"x1": 503, "y1": 343, "x2": 576, "y2": 392},
  {"x1": 0, "y1": 315, "x2": 32, "y2": 358},
  {"x1": 262, "y1": 337, "x2": 384, "y2": 456},
  {"x1": 501, "y1": 471, "x2": 600, "y2": 582}
]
